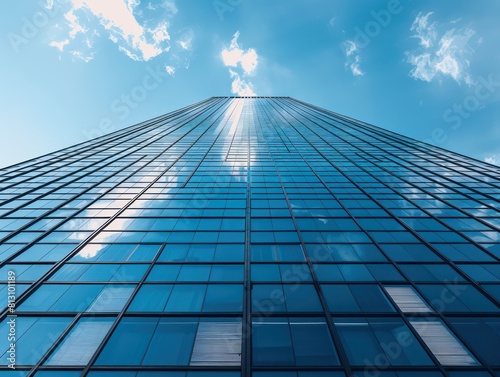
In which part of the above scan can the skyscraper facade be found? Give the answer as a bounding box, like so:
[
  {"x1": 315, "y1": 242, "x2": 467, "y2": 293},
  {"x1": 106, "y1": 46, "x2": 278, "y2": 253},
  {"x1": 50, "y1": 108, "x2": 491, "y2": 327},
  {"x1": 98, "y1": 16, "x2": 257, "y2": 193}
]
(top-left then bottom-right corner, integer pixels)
[{"x1": 0, "y1": 97, "x2": 498, "y2": 377}]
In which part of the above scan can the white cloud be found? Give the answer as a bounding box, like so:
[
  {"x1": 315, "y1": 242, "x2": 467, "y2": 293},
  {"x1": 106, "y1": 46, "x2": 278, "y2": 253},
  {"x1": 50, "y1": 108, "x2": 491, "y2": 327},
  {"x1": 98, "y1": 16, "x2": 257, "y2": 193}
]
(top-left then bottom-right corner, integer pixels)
[
  {"x1": 484, "y1": 155, "x2": 499, "y2": 165},
  {"x1": 161, "y1": 0, "x2": 178, "y2": 15},
  {"x1": 49, "y1": 0, "x2": 185, "y2": 63},
  {"x1": 221, "y1": 31, "x2": 259, "y2": 96},
  {"x1": 165, "y1": 65, "x2": 175, "y2": 76},
  {"x1": 70, "y1": 50, "x2": 95, "y2": 62},
  {"x1": 342, "y1": 40, "x2": 364, "y2": 76},
  {"x1": 178, "y1": 29, "x2": 193, "y2": 50},
  {"x1": 49, "y1": 39, "x2": 70, "y2": 51},
  {"x1": 406, "y1": 12, "x2": 477, "y2": 85},
  {"x1": 221, "y1": 31, "x2": 258, "y2": 75},
  {"x1": 228, "y1": 70, "x2": 256, "y2": 96},
  {"x1": 410, "y1": 12, "x2": 437, "y2": 48}
]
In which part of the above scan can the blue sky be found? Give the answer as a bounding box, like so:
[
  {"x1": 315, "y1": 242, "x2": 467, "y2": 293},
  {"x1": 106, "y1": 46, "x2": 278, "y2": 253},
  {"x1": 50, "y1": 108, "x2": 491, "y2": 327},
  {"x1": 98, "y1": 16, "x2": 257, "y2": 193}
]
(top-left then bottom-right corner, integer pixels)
[{"x1": 1, "y1": 0, "x2": 500, "y2": 167}]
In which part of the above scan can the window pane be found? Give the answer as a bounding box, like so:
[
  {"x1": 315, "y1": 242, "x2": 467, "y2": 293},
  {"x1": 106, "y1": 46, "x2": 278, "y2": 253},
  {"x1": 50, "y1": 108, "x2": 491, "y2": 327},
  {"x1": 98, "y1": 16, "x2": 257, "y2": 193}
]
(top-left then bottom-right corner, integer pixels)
[
  {"x1": 95, "y1": 317, "x2": 158, "y2": 365},
  {"x1": 252, "y1": 320, "x2": 294, "y2": 365},
  {"x1": 203, "y1": 284, "x2": 243, "y2": 312},
  {"x1": 142, "y1": 318, "x2": 197, "y2": 365},
  {"x1": 165, "y1": 284, "x2": 206, "y2": 312},
  {"x1": 190, "y1": 320, "x2": 242, "y2": 366},
  {"x1": 410, "y1": 319, "x2": 478, "y2": 366},
  {"x1": 447, "y1": 317, "x2": 500, "y2": 365},
  {"x1": 336, "y1": 318, "x2": 433, "y2": 366},
  {"x1": 0, "y1": 317, "x2": 71, "y2": 365},
  {"x1": 289, "y1": 319, "x2": 339, "y2": 365},
  {"x1": 283, "y1": 284, "x2": 322, "y2": 312},
  {"x1": 45, "y1": 318, "x2": 114, "y2": 365},
  {"x1": 322, "y1": 285, "x2": 394, "y2": 313},
  {"x1": 252, "y1": 318, "x2": 339, "y2": 366},
  {"x1": 87, "y1": 285, "x2": 135, "y2": 312},
  {"x1": 384, "y1": 286, "x2": 432, "y2": 313},
  {"x1": 128, "y1": 284, "x2": 173, "y2": 312}
]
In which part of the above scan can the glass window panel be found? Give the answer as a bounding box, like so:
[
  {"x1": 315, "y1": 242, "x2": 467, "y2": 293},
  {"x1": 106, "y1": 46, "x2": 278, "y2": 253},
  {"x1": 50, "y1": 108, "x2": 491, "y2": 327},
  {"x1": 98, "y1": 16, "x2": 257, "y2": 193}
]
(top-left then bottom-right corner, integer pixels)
[
  {"x1": 336, "y1": 318, "x2": 433, "y2": 366},
  {"x1": 252, "y1": 319, "x2": 294, "y2": 366},
  {"x1": 338, "y1": 264, "x2": 373, "y2": 281},
  {"x1": 384, "y1": 286, "x2": 433, "y2": 313},
  {"x1": 252, "y1": 318, "x2": 339, "y2": 366},
  {"x1": 283, "y1": 284, "x2": 322, "y2": 312},
  {"x1": 190, "y1": 320, "x2": 242, "y2": 366},
  {"x1": 417, "y1": 284, "x2": 498, "y2": 313},
  {"x1": 95, "y1": 317, "x2": 158, "y2": 365},
  {"x1": 45, "y1": 318, "x2": 114, "y2": 365},
  {"x1": 147, "y1": 265, "x2": 181, "y2": 281},
  {"x1": 87, "y1": 285, "x2": 135, "y2": 312},
  {"x1": 128, "y1": 284, "x2": 173, "y2": 312},
  {"x1": 367, "y1": 264, "x2": 404, "y2": 281},
  {"x1": 177, "y1": 265, "x2": 212, "y2": 282},
  {"x1": 142, "y1": 318, "x2": 197, "y2": 365},
  {"x1": 289, "y1": 319, "x2": 339, "y2": 366},
  {"x1": 252, "y1": 284, "x2": 286, "y2": 314},
  {"x1": 252, "y1": 264, "x2": 281, "y2": 282},
  {"x1": 280, "y1": 264, "x2": 312, "y2": 282},
  {"x1": 110, "y1": 264, "x2": 148, "y2": 282},
  {"x1": 380, "y1": 244, "x2": 441, "y2": 262},
  {"x1": 349, "y1": 285, "x2": 395, "y2": 312},
  {"x1": 209, "y1": 265, "x2": 244, "y2": 282},
  {"x1": 410, "y1": 319, "x2": 478, "y2": 366},
  {"x1": 0, "y1": 317, "x2": 72, "y2": 365},
  {"x1": 78, "y1": 264, "x2": 120, "y2": 281},
  {"x1": 457, "y1": 264, "x2": 500, "y2": 282},
  {"x1": 448, "y1": 317, "x2": 500, "y2": 365},
  {"x1": 214, "y1": 244, "x2": 244, "y2": 262},
  {"x1": 203, "y1": 284, "x2": 243, "y2": 312},
  {"x1": 157, "y1": 244, "x2": 190, "y2": 262},
  {"x1": 165, "y1": 284, "x2": 206, "y2": 312},
  {"x1": 322, "y1": 284, "x2": 360, "y2": 312},
  {"x1": 314, "y1": 264, "x2": 344, "y2": 281}
]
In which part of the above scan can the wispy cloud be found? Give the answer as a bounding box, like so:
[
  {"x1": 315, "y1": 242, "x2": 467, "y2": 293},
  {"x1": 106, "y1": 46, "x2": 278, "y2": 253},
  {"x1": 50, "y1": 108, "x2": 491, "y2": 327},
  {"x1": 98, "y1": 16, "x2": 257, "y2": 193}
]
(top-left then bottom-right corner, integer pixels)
[
  {"x1": 342, "y1": 40, "x2": 364, "y2": 76},
  {"x1": 165, "y1": 65, "x2": 175, "y2": 76},
  {"x1": 221, "y1": 31, "x2": 258, "y2": 96},
  {"x1": 406, "y1": 12, "x2": 477, "y2": 86},
  {"x1": 177, "y1": 29, "x2": 193, "y2": 50},
  {"x1": 484, "y1": 155, "x2": 499, "y2": 166},
  {"x1": 49, "y1": 0, "x2": 182, "y2": 63}
]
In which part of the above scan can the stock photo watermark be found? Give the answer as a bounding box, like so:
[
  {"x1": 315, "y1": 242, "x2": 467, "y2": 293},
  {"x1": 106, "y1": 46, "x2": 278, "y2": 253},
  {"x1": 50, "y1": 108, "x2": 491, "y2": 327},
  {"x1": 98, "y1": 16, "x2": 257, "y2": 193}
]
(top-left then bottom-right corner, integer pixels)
[
  {"x1": 425, "y1": 74, "x2": 500, "y2": 145},
  {"x1": 83, "y1": 64, "x2": 171, "y2": 140},
  {"x1": 7, "y1": 0, "x2": 70, "y2": 53},
  {"x1": 6, "y1": 270, "x2": 16, "y2": 369},
  {"x1": 213, "y1": 0, "x2": 245, "y2": 21},
  {"x1": 349, "y1": 0, "x2": 403, "y2": 49}
]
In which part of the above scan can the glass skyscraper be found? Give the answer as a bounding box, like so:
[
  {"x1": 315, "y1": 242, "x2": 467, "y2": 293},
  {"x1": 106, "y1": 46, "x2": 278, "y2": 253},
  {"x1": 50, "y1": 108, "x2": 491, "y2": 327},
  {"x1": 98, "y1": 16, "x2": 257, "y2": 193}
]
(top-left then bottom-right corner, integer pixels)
[{"x1": 0, "y1": 97, "x2": 499, "y2": 377}]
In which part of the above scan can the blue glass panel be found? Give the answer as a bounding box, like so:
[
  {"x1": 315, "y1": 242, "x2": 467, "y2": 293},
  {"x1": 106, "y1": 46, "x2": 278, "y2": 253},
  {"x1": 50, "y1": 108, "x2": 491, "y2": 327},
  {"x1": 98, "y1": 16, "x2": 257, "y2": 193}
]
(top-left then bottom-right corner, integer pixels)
[
  {"x1": 147, "y1": 265, "x2": 181, "y2": 281},
  {"x1": 289, "y1": 319, "x2": 339, "y2": 365},
  {"x1": 165, "y1": 284, "x2": 206, "y2": 312},
  {"x1": 210, "y1": 264, "x2": 244, "y2": 281},
  {"x1": 252, "y1": 284, "x2": 286, "y2": 313},
  {"x1": 142, "y1": 318, "x2": 197, "y2": 365},
  {"x1": 283, "y1": 284, "x2": 322, "y2": 312},
  {"x1": 177, "y1": 265, "x2": 211, "y2": 282},
  {"x1": 251, "y1": 264, "x2": 281, "y2": 282},
  {"x1": 95, "y1": 317, "x2": 158, "y2": 365},
  {"x1": 322, "y1": 284, "x2": 360, "y2": 312},
  {"x1": 448, "y1": 317, "x2": 500, "y2": 365},
  {"x1": 203, "y1": 284, "x2": 243, "y2": 312},
  {"x1": 252, "y1": 319, "x2": 294, "y2": 365},
  {"x1": 0, "y1": 317, "x2": 71, "y2": 365},
  {"x1": 128, "y1": 284, "x2": 173, "y2": 312}
]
